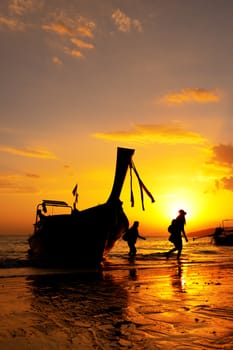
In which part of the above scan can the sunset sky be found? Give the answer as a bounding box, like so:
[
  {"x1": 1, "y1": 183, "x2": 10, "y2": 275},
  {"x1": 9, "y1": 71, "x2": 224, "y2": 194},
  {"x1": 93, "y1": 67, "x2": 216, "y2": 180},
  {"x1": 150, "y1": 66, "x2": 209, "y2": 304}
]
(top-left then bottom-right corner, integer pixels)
[{"x1": 1, "y1": 0, "x2": 233, "y2": 236}]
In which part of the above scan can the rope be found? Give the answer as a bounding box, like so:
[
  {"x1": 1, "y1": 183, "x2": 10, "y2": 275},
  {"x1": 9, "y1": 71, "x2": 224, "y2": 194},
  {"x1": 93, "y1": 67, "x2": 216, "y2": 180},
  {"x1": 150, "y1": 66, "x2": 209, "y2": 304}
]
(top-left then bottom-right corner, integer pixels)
[
  {"x1": 130, "y1": 164, "x2": 134, "y2": 207},
  {"x1": 130, "y1": 161, "x2": 155, "y2": 210}
]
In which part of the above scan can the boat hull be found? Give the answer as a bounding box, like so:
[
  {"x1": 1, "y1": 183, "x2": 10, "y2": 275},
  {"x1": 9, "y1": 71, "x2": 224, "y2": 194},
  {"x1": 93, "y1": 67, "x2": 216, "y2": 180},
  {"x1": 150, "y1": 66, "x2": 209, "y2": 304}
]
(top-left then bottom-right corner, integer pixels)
[
  {"x1": 28, "y1": 200, "x2": 129, "y2": 267},
  {"x1": 213, "y1": 234, "x2": 233, "y2": 246},
  {"x1": 28, "y1": 147, "x2": 153, "y2": 267}
]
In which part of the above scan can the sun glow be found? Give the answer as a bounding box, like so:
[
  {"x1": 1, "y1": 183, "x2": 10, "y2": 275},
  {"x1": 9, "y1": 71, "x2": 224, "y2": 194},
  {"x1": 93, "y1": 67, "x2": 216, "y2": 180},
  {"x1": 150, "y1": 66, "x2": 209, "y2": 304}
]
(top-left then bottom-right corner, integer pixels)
[{"x1": 163, "y1": 189, "x2": 200, "y2": 224}]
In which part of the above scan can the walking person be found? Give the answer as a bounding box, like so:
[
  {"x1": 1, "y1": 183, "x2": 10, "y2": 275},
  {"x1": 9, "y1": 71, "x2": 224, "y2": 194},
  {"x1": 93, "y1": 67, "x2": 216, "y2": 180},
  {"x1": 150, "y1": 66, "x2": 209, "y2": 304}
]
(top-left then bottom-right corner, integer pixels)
[
  {"x1": 166, "y1": 209, "x2": 188, "y2": 261},
  {"x1": 123, "y1": 221, "x2": 146, "y2": 257}
]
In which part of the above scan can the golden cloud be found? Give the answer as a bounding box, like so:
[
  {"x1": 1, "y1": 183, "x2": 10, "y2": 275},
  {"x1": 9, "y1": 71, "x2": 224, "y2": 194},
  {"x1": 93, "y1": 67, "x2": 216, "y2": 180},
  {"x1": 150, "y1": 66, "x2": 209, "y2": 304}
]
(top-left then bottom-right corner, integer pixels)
[
  {"x1": 0, "y1": 174, "x2": 38, "y2": 193},
  {"x1": 77, "y1": 16, "x2": 96, "y2": 36},
  {"x1": 42, "y1": 14, "x2": 95, "y2": 38},
  {"x1": 52, "y1": 56, "x2": 63, "y2": 65},
  {"x1": 41, "y1": 13, "x2": 96, "y2": 59},
  {"x1": 76, "y1": 25, "x2": 94, "y2": 39},
  {"x1": 161, "y1": 88, "x2": 221, "y2": 104},
  {"x1": 64, "y1": 47, "x2": 83, "y2": 58},
  {"x1": 0, "y1": 145, "x2": 57, "y2": 159},
  {"x1": 112, "y1": 9, "x2": 142, "y2": 33},
  {"x1": 0, "y1": 0, "x2": 42, "y2": 31},
  {"x1": 70, "y1": 38, "x2": 94, "y2": 49},
  {"x1": 42, "y1": 22, "x2": 74, "y2": 36},
  {"x1": 9, "y1": 0, "x2": 43, "y2": 16},
  {"x1": 0, "y1": 15, "x2": 27, "y2": 31},
  {"x1": 93, "y1": 124, "x2": 206, "y2": 145},
  {"x1": 112, "y1": 9, "x2": 131, "y2": 32},
  {"x1": 132, "y1": 19, "x2": 143, "y2": 32}
]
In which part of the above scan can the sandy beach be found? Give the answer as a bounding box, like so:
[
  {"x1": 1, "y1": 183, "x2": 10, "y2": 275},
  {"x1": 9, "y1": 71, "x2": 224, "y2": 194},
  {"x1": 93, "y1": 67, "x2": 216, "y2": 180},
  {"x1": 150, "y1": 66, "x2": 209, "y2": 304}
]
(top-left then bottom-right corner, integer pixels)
[{"x1": 1, "y1": 255, "x2": 233, "y2": 350}]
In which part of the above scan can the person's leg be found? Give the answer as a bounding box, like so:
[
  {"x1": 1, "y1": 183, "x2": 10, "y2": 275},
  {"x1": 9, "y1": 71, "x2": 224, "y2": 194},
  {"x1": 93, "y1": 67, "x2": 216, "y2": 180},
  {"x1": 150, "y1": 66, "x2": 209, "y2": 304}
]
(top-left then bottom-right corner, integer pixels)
[
  {"x1": 176, "y1": 241, "x2": 183, "y2": 260},
  {"x1": 166, "y1": 247, "x2": 177, "y2": 259},
  {"x1": 177, "y1": 248, "x2": 182, "y2": 260},
  {"x1": 129, "y1": 243, "x2": 136, "y2": 256},
  {"x1": 130, "y1": 244, "x2": 137, "y2": 256},
  {"x1": 128, "y1": 242, "x2": 131, "y2": 255}
]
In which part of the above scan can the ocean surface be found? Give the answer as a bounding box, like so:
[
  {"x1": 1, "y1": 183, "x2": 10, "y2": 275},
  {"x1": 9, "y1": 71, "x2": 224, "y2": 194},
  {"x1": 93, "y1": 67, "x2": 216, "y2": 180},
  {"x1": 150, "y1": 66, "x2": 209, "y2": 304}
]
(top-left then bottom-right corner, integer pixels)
[
  {"x1": 1, "y1": 234, "x2": 233, "y2": 349},
  {"x1": 0, "y1": 234, "x2": 233, "y2": 275}
]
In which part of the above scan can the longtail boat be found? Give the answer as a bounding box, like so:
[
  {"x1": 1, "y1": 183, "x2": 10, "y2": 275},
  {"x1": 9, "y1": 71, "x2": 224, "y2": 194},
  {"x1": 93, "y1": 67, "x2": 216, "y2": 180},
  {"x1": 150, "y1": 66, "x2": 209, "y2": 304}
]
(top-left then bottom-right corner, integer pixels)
[
  {"x1": 193, "y1": 220, "x2": 233, "y2": 246},
  {"x1": 28, "y1": 147, "x2": 155, "y2": 267},
  {"x1": 212, "y1": 220, "x2": 233, "y2": 246}
]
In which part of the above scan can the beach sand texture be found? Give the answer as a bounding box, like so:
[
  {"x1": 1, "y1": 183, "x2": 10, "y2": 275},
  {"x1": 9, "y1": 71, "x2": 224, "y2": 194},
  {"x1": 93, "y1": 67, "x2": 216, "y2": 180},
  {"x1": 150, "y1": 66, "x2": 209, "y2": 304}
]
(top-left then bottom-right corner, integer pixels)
[{"x1": 0, "y1": 258, "x2": 233, "y2": 350}]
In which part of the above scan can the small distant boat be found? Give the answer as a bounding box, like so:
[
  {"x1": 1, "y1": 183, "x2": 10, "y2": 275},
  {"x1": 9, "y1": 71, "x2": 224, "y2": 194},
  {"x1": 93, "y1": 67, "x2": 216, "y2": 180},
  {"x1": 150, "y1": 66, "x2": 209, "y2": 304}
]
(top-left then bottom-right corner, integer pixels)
[
  {"x1": 212, "y1": 220, "x2": 233, "y2": 246},
  {"x1": 28, "y1": 147, "x2": 155, "y2": 267}
]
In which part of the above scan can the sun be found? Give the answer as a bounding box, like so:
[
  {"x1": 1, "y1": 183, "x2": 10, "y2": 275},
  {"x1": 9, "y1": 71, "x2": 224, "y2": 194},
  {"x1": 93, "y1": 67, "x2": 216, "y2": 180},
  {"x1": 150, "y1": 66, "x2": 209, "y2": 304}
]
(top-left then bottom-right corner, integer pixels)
[{"x1": 164, "y1": 189, "x2": 198, "y2": 223}]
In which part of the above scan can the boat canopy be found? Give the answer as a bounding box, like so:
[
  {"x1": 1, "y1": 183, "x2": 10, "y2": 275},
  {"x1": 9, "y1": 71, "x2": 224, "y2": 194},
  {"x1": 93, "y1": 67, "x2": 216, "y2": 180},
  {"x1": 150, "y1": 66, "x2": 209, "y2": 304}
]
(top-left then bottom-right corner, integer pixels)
[
  {"x1": 40, "y1": 200, "x2": 70, "y2": 207},
  {"x1": 36, "y1": 199, "x2": 72, "y2": 215}
]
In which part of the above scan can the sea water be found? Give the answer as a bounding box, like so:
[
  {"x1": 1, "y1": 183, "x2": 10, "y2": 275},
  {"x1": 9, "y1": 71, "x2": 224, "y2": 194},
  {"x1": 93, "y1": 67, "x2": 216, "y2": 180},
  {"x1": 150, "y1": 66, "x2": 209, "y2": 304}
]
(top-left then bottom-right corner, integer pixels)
[{"x1": 0, "y1": 234, "x2": 232, "y2": 276}]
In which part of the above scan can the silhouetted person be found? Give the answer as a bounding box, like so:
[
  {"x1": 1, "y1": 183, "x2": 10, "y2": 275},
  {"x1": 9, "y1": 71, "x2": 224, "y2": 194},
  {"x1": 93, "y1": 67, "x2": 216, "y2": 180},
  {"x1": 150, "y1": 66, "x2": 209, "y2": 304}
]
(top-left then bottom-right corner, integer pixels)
[
  {"x1": 124, "y1": 221, "x2": 146, "y2": 256},
  {"x1": 166, "y1": 209, "x2": 188, "y2": 261}
]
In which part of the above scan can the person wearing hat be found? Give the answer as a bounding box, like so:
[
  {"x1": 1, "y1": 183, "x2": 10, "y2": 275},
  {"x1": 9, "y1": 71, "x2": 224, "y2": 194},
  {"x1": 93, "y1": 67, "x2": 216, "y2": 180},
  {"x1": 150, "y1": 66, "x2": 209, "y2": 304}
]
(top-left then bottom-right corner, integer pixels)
[{"x1": 166, "y1": 209, "x2": 188, "y2": 261}]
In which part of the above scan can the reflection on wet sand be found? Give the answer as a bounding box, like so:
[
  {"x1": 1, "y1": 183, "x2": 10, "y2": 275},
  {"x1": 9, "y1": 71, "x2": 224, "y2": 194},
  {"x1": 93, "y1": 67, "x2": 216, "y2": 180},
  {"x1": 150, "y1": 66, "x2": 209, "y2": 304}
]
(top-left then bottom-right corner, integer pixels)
[
  {"x1": 1, "y1": 256, "x2": 233, "y2": 349},
  {"x1": 27, "y1": 270, "x2": 130, "y2": 348},
  {"x1": 170, "y1": 263, "x2": 187, "y2": 293}
]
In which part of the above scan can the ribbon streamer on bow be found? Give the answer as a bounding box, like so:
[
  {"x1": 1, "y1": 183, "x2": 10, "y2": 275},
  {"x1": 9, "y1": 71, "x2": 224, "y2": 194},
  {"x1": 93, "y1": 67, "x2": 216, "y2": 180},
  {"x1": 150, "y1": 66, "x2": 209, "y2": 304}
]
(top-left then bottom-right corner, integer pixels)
[{"x1": 129, "y1": 161, "x2": 155, "y2": 210}]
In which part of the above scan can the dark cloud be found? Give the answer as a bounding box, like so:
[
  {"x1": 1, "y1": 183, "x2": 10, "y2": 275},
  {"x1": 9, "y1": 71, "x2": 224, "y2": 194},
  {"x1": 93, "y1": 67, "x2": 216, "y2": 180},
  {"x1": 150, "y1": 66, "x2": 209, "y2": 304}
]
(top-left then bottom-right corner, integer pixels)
[
  {"x1": 211, "y1": 144, "x2": 233, "y2": 192},
  {"x1": 221, "y1": 177, "x2": 233, "y2": 191},
  {"x1": 212, "y1": 144, "x2": 233, "y2": 166}
]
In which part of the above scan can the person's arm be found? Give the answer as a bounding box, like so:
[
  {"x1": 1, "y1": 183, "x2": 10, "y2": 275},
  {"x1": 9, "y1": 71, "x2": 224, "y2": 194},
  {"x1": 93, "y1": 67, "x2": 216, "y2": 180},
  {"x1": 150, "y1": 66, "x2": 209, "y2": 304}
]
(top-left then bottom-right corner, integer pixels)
[
  {"x1": 182, "y1": 229, "x2": 188, "y2": 242},
  {"x1": 138, "y1": 234, "x2": 146, "y2": 240}
]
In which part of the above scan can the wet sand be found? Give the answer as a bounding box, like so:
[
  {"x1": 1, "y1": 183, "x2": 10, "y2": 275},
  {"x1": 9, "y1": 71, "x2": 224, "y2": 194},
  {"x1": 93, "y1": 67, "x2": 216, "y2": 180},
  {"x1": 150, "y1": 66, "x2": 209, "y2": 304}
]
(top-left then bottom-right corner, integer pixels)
[{"x1": 0, "y1": 259, "x2": 233, "y2": 350}]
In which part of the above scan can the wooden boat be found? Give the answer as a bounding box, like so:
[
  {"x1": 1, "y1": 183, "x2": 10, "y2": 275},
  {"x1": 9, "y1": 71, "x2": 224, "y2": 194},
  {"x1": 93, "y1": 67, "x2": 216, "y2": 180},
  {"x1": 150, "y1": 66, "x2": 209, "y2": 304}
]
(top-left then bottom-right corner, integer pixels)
[
  {"x1": 28, "y1": 147, "x2": 155, "y2": 267},
  {"x1": 212, "y1": 220, "x2": 233, "y2": 246}
]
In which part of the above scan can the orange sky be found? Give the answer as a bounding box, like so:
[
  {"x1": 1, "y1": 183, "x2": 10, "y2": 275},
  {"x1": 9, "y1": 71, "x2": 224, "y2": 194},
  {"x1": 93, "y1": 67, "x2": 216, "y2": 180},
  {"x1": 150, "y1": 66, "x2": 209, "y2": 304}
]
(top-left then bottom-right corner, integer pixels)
[{"x1": 0, "y1": 0, "x2": 233, "y2": 235}]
